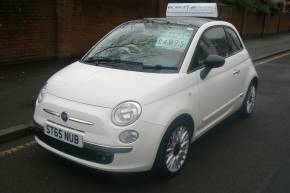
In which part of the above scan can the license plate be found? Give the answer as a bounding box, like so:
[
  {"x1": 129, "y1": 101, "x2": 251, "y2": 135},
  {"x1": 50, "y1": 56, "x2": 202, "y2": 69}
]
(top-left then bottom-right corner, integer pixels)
[{"x1": 44, "y1": 124, "x2": 84, "y2": 148}]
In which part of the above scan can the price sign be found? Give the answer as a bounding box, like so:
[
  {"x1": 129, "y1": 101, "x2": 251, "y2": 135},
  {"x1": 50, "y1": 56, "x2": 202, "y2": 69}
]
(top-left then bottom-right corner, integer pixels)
[{"x1": 155, "y1": 28, "x2": 193, "y2": 51}]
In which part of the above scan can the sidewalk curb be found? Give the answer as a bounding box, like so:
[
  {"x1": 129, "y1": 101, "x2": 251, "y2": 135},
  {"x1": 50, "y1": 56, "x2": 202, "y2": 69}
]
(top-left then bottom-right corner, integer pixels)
[
  {"x1": 253, "y1": 48, "x2": 290, "y2": 62},
  {"x1": 1, "y1": 47, "x2": 290, "y2": 143},
  {"x1": 0, "y1": 122, "x2": 33, "y2": 144}
]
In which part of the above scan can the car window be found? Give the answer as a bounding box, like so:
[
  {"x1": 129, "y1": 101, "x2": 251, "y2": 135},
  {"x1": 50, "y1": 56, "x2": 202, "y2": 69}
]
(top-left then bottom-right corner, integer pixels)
[
  {"x1": 81, "y1": 22, "x2": 197, "y2": 73},
  {"x1": 189, "y1": 26, "x2": 230, "y2": 71},
  {"x1": 224, "y1": 27, "x2": 243, "y2": 54}
]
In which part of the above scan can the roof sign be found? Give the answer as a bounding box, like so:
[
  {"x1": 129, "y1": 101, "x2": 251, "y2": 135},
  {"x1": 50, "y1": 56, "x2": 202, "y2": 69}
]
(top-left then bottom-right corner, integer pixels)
[{"x1": 166, "y1": 3, "x2": 218, "y2": 18}]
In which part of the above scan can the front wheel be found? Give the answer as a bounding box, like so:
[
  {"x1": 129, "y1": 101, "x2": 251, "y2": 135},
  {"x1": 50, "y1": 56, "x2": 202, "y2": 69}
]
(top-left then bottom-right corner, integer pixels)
[
  {"x1": 153, "y1": 118, "x2": 192, "y2": 176},
  {"x1": 237, "y1": 81, "x2": 257, "y2": 118}
]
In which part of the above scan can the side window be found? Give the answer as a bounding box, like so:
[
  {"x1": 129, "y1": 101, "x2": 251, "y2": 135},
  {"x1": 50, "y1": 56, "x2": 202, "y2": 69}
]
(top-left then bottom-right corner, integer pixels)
[
  {"x1": 189, "y1": 26, "x2": 229, "y2": 71},
  {"x1": 224, "y1": 27, "x2": 243, "y2": 54}
]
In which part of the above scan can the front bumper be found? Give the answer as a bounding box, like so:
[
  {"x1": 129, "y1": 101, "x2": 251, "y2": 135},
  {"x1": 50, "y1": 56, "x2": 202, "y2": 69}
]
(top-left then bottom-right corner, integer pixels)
[
  {"x1": 33, "y1": 123, "x2": 132, "y2": 164},
  {"x1": 33, "y1": 93, "x2": 166, "y2": 172}
]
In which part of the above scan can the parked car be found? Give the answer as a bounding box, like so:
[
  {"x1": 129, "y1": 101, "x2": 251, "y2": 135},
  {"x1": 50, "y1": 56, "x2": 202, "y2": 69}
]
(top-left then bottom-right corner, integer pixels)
[{"x1": 33, "y1": 3, "x2": 258, "y2": 176}]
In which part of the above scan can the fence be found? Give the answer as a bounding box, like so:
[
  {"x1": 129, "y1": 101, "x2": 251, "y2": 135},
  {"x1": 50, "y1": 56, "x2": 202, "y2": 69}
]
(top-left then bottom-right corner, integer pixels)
[
  {"x1": 0, "y1": 1, "x2": 289, "y2": 65},
  {"x1": 218, "y1": 5, "x2": 290, "y2": 38}
]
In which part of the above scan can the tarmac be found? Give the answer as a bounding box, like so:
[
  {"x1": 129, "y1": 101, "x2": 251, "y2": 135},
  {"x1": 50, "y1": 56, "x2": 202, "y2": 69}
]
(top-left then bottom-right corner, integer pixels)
[{"x1": 0, "y1": 33, "x2": 289, "y2": 142}]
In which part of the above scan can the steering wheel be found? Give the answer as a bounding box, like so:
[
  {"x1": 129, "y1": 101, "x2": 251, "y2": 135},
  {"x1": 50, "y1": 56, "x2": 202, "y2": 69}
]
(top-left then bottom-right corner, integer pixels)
[{"x1": 118, "y1": 44, "x2": 142, "y2": 54}]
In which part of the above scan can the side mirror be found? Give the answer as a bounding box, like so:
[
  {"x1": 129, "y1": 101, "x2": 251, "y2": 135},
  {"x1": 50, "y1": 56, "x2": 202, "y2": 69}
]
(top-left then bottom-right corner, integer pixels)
[
  {"x1": 205, "y1": 55, "x2": 225, "y2": 69},
  {"x1": 200, "y1": 55, "x2": 225, "y2": 80}
]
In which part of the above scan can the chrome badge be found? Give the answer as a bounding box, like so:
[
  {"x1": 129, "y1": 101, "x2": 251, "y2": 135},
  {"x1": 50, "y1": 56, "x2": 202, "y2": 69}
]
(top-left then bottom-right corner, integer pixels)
[{"x1": 61, "y1": 112, "x2": 68, "y2": 122}]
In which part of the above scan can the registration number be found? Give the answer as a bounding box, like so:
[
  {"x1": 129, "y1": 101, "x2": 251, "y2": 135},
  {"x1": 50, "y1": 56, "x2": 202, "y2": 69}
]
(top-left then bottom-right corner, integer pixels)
[{"x1": 44, "y1": 124, "x2": 83, "y2": 148}]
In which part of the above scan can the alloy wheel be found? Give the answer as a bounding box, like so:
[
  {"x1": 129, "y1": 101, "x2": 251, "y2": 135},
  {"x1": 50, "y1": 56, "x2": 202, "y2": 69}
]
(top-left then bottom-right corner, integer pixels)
[
  {"x1": 246, "y1": 86, "x2": 256, "y2": 114},
  {"x1": 165, "y1": 126, "x2": 190, "y2": 173}
]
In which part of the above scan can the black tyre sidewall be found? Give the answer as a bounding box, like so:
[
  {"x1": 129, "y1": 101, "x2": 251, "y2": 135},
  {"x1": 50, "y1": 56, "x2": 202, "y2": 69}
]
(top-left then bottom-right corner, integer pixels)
[
  {"x1": 237, "y1": 81, "x2": 256, "y2": 118},
  {"x1": 153, "y1": 117, "x2": 193, "y2": 176}
]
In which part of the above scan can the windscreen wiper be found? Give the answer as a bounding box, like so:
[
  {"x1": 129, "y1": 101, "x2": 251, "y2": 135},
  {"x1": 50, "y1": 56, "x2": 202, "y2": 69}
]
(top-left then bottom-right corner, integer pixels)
[
  {"x1": 142, "y1": 65, "x2": 178, "y2": 70},
  {"x1": 82, "y1": 57, "x2": 143, "y2": 66},
  {"x1": 82, "y1": 57, "x2": 145, "y2": 71},
  {"x1": 82, "y1": 58, "x2": 177, "y2": 71}
]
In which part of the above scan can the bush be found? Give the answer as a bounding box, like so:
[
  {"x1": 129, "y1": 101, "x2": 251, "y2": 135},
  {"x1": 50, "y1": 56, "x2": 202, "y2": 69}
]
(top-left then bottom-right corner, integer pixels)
[
  {"x1": 255, "y1": 3, "x2": 271, "y2": 14},
  {"x1": 236, "y1": 0, "x2": 257, "y2": 11},
  {"x1": 220, "y1": 0, "x2": 282, "y2": 14}
]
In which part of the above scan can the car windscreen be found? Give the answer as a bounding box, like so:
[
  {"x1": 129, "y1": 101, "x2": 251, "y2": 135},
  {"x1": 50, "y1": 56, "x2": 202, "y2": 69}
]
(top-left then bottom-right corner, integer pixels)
[{"x1": 81, "y1": 21, "x2": 197, "y2": 73}]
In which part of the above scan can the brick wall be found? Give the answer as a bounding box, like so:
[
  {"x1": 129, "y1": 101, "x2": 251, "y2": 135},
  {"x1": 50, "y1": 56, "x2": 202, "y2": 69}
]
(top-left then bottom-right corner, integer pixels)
[
  {"x1": 56, "y1": 0, "x2": 160, "y2": 58},
  {"x1": 0, "y1": 0, "x2": 165, "y2": 64},
  {"x1": 0, "y1": 1, "x2": 289, "y2": 65},
  {"x1": 0, "y1": 0, "x2": 56, "y2": 64}
]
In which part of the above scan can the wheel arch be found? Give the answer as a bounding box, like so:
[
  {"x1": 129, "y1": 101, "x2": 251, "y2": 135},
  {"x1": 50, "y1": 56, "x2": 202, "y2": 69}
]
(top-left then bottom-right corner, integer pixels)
[
  {"x1": 163, "y1": 113, "x2": 195, "y2": 142},
  {"x1": 152, "y1": 113, "x2": 195, "y2": 173},
  {"x1": 175, "y1": 113, "x2": 195, "y2": 135},
  {"x1": 252, "y1": 76, "x2": 259, "y2": 89}
]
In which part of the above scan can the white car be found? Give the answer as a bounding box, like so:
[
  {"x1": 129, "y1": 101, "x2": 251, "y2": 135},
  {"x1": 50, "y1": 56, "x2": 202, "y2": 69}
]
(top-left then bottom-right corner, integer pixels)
[{"x1": 33, "y1": 3, "x2": 258, "y2": 176}]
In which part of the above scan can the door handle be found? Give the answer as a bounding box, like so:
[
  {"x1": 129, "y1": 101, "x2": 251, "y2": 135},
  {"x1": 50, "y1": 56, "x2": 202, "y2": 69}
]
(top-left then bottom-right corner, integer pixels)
[{"x1": 233, "y1": 69, "x2": 240, "y2": 75}]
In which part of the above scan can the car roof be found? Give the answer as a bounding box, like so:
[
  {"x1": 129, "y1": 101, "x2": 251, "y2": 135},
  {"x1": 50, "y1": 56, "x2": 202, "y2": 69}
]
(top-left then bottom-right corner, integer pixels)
[{"x1": 143, "y1": 17, "x2": 216, "y2": 28}]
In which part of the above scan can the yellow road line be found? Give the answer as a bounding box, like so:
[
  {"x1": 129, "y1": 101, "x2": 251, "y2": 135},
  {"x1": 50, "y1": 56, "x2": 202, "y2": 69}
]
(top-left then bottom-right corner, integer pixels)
[
  {"x1": 255, "y1": 51, "x2": 290, "y2": 66},
  {"x1": 0, "y1": 140, "x2": 36, "y2": 158}
]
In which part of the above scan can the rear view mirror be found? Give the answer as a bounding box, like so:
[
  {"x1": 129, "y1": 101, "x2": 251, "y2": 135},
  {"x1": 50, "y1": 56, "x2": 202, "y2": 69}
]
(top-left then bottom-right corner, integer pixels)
[{"x1": 200, "y1": 55, "x2": 225, "y2": 80}]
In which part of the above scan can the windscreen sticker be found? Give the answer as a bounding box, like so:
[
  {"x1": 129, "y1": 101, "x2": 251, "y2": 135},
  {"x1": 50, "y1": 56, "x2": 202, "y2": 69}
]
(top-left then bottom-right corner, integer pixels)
[{"x1": 155, "y1": 29, "x2": 193, "y2": 51}]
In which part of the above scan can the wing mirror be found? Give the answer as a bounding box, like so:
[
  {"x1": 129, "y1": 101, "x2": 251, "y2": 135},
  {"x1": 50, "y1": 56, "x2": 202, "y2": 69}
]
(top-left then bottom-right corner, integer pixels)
[
  {"x1": 200, "y1": 55, "x2": 225, "y2": 80},
  {"x1": 205, "y1": 55, "x2": 225, "y2": 68}
]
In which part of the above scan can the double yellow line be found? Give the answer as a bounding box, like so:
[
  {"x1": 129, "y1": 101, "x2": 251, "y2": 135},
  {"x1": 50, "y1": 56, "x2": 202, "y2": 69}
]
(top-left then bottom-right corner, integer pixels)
[
  {"x1": 0, "y1": 140, "x2": 36, "y2": 158},
  {"x1": 255, "y1": 50, "x2": 290, "y2": 66}
]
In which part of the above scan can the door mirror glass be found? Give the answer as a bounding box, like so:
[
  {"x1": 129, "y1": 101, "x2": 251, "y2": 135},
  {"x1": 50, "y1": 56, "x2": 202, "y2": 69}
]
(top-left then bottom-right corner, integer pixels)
[
  {"x1": 205, "y1": 55, "x2": 225, "y2": 69},
  {"x1": 200, "y1": 55, "x2": 225, "y2": 80}
]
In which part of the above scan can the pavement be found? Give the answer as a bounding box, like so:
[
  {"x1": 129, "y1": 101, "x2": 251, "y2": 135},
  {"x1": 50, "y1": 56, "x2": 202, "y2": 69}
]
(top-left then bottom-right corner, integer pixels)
[
  {"x1": 0, "y1": 58, "x2": 77, "y2": 142},
  {"x1": 246, "y1": 33, "x2": 290, "y2": 61},
  {"x1": 0, "y1": 53, "x2": 290, "y2": 193},
  {"x1": 0, "y1": 33, "x2": 289, "y2": 139}
]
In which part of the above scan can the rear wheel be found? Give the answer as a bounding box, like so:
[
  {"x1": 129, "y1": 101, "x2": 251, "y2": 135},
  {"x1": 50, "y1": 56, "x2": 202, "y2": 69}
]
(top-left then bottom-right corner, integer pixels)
[
  {"x1": 153, "y1": 118, "x2": 192, "y2": 176},
  {"x1": 237, "y1": 81, "x2": 257, "y2": 118}
]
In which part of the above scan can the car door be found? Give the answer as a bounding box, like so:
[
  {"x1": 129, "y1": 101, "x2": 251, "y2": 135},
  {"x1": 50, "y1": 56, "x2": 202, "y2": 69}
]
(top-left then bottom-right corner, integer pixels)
[
  {"x1": 188, "y1": 26, "x2": 242, "y2": 132},
  {"x1": 223, "y1": 26, "x2": 248, "y2": 101}
]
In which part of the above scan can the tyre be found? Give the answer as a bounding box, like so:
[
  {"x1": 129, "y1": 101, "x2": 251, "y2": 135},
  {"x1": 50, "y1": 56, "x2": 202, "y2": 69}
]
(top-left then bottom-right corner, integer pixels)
[
  {"x1": 153, "y1": 117, "x2": 192, "y2": 177},
  {"x1": 237, "y1": 81, "x2": 257, "y2": 118}
]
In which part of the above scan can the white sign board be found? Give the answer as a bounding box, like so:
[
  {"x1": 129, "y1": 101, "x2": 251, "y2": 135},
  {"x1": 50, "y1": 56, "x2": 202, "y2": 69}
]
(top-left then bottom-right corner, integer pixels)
[{"x1": 166, "y1": 3, "x2": 218, "y2": 18}]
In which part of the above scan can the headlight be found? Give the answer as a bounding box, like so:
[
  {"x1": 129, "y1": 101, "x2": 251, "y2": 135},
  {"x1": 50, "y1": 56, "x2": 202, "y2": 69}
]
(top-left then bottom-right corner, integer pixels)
[
  {"x1": 37, "y1": 83, "x2": 47, "y2": 104},
  {"x1": 111, "y1": 101, "x2": 142, "y2": 126}
]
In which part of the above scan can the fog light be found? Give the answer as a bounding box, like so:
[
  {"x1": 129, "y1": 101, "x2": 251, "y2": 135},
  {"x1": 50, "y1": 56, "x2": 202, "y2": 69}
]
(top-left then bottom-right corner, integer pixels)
[{"x1": 119, "y1": 130, "x2": 139, "y2": 144}]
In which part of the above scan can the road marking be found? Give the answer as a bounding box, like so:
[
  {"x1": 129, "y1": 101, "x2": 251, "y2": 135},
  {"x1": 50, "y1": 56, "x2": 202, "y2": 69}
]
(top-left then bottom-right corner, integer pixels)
[
  {"x1": 0, "y1": 140, "x2": 36, "y2": 158},
  {"x1": 0, "y1": 121, "x2": 32, "y2": 137},
  {"x1": 255, "y1": 51, "x2": 290, "y2": 66}
]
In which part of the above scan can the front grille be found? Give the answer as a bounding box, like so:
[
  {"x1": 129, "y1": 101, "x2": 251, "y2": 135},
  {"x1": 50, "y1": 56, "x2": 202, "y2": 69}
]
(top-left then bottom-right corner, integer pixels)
[{"x1": 35, "y1": 131, "x2": 114, "y2": 164}]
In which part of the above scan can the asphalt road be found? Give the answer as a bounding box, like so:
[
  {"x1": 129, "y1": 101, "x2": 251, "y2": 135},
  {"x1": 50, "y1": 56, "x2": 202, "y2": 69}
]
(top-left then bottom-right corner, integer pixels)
[{"x1": 0, "y1": 54, "x2": 290, "y2": 193}]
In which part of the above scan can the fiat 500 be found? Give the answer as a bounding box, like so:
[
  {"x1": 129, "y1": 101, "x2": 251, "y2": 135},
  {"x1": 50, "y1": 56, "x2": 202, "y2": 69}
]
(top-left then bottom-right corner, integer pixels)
[{"x1": 33, "y1": 4, "x2": 258, "y2": 176}]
